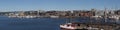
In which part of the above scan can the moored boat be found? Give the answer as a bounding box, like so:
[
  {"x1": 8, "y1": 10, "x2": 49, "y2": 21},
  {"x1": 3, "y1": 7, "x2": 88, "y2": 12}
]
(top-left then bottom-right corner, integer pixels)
[
  {"x1": 60, "y1": 22, "x2": 119, "y2": 30},
  {"x1": 50, "y1": 16, "x2": 59, "y2": 18}
]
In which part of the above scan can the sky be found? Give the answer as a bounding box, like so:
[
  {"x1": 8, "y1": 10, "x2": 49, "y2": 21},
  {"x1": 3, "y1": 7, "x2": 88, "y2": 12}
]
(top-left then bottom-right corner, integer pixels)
[{"x1": 0, "y1": 0, "x2": 120, "y2": 12}]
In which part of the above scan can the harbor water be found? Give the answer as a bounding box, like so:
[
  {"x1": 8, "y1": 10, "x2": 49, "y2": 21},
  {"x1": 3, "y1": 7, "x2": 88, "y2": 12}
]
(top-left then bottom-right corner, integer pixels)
[{"x1": 0, "y1": 16, "x2": 120, "y2": 30}]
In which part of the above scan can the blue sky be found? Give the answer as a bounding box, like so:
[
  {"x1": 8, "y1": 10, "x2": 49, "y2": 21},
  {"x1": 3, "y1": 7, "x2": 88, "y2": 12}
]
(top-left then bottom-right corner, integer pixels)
[{"x1": 0, "y1": 0, "x2": 120, "y2": 12}]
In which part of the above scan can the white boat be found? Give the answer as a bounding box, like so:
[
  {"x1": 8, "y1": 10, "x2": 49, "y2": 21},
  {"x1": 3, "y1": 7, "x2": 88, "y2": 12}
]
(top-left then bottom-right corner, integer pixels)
[
  {"x1": 108, "y1": 16, "x2": 119, "y2": 20},
  {"x1": 12, "y1": 15, "x2": 37, "y2": 18},
  {"x1": 50, "y1": 16, "x2": 59, "y2": 18},
  {"x1": 24, "y1": 15, "x2": 37, "y2": 18},
  {"x1": 92, "y1": 15, "x2": 102, "y2": 18},
  {"x1": 60, "y1": 22, "x2": 101, "y2": 30}
]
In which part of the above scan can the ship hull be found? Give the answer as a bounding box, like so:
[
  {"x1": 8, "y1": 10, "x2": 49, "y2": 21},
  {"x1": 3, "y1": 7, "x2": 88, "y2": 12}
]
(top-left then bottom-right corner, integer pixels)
[{"x1": 60, "y1": 28, "x2": 88, "y2": 30}]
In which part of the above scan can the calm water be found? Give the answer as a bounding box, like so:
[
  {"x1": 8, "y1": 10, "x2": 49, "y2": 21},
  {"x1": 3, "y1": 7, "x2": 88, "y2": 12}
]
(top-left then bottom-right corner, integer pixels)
[{"x1": 0, "y1": 16, "x2": 120, "y2": 30}]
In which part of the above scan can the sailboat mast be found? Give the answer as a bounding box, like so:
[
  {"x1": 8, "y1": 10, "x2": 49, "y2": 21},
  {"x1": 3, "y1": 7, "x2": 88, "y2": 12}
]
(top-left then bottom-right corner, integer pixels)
[{"x1": 104, "y1": 7, "x2": 107, "y2": 22}]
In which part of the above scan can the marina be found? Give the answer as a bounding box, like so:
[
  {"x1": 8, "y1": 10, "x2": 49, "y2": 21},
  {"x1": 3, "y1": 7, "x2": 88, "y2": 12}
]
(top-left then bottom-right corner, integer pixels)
[
  {"x1": 0, "y1": 16, "x2": 120, "y2": 30},
  {"x1": 2, "y1": 10, "x2": 120, "y2": 30},
  {"x1": 0, "y1": 0, "x2": 120, "y2": 30}
]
